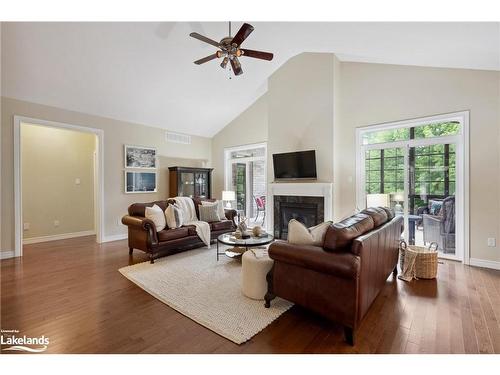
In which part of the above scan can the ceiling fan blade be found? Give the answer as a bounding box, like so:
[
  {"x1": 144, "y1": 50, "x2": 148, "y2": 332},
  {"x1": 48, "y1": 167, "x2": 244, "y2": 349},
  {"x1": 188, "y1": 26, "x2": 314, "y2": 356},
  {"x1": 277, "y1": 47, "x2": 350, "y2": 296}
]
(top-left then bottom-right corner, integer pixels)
[
  {"x1": 231, "y1": 23, "x2": 254, "y2": 46},
  {"x1": 194, "y1": 54, "x2": 218, "y2": 65},
  {"x1": 230, "y1": 56, "x2": 243, "y2": 76},
  {"x1": 240, "y1": 49, "x2": 274, "y2": 61},
  {"x1": 189, "y1": 32, "x2": 221, "y2": 48}
]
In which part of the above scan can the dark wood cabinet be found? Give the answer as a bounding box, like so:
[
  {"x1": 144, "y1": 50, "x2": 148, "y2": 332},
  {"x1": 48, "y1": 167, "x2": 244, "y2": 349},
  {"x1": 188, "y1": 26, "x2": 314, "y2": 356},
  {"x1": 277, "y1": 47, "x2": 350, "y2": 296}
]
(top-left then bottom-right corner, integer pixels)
[{"x1": 168, "y1": 166, "x2": 213, "y2": 199}]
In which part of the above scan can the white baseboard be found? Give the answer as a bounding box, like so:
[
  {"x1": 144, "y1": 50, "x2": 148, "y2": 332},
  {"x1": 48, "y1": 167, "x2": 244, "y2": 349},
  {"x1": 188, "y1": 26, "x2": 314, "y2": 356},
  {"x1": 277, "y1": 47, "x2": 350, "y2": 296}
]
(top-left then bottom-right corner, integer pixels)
[
  {"x1": 0, "y1": 250, "x2": 16, "y2": 260},
  {"x1": 23, "y1": 230, "x2": 96, "y2": 245},
  {"x1": 469, "y1": 258, "x2": 500, "y2": 271},
  {"x1": 102, "y1": 233, "x2": 128, "y2": 243}
]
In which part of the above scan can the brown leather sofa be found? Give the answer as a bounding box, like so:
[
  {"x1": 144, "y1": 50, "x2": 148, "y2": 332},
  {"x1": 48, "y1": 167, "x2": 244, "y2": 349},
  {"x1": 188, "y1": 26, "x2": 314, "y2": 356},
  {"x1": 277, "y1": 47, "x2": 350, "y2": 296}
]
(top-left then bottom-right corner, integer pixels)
[
  {"x1": 122, "y1": 197, "x2": 237, "y2": 263},
  {"x1": 264, "y1": 207, "x2": 403, "y2": 345}
]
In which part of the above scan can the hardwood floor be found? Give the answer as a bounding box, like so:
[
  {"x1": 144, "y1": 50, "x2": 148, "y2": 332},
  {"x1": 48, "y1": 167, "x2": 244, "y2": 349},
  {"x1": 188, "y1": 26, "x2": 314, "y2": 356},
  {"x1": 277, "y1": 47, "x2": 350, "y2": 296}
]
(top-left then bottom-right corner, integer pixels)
[{"x1": 1, "y1": 236, "x2": 499, "y2": 354}]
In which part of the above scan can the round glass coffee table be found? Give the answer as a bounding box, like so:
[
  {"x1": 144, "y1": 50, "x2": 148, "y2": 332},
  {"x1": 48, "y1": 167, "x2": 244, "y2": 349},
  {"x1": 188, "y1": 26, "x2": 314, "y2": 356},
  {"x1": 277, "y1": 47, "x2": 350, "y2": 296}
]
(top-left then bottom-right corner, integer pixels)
[{"x1": 216, "y1": 232, "x2": 275, "y2": 261}]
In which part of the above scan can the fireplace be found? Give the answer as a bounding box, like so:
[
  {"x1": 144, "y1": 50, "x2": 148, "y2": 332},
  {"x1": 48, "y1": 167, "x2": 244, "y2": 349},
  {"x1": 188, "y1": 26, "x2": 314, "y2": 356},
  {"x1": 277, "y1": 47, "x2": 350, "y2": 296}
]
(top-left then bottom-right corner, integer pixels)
[{"x1": 274, "y1": 195, "x2": 324, "y2": 239}]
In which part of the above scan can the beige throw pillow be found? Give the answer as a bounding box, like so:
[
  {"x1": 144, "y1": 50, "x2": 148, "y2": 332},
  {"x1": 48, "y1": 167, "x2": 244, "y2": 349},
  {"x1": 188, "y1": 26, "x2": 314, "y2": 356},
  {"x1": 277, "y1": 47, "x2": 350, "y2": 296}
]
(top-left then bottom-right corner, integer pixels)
[
  {"x1": 287, "y1": 219, "x2": 332, "y2": 246},
  {"x1": 145, "y1": 204, "x2": 166, "y2": 232},
  {"x1": 165, "y1": 203, "x2": 184, "y2": 229}
]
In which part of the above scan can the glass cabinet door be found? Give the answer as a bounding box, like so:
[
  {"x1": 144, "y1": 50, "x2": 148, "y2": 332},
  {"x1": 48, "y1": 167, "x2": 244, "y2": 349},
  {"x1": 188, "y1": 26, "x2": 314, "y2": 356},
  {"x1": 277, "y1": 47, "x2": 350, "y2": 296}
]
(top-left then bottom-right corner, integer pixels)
[
  {"x1": 180, "y1": 172, "x2": 195, "y2": 197},
  {"x1": 195, "y1": 172, "x2": 208, "y2": 198}
]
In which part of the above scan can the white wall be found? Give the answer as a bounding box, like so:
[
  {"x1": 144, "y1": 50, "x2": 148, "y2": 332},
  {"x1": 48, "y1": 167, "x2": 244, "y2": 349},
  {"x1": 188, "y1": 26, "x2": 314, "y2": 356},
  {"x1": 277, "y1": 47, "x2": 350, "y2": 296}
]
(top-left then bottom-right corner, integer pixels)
[{"x1": 1, "y1": 97, "x2": 211, "y2": 254}]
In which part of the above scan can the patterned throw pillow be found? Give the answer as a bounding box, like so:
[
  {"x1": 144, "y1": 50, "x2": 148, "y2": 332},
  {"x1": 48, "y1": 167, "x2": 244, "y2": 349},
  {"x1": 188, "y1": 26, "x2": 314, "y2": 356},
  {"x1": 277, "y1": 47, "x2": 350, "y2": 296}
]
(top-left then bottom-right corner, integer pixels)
[
  {"x1": 145, "y1": 204, "x2": 166, "y2": 232},
  {"x1": 429, "y1": 200, "x2": 443, "y2": 216},
  {"x1": 201, "y1": 200, "x2": 226, "y2": 220},
  {"x1": 198, "y1": 204, "x2": 221, "y2": 222},
  {"x1": 165, "y1": 203, "x2": 184, "y2": 229}
]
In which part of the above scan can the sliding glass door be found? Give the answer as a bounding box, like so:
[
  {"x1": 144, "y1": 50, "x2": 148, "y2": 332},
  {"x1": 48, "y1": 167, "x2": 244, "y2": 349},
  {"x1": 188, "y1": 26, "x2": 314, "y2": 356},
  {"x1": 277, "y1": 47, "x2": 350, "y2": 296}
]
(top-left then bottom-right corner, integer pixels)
[{"x1": 358, "y1": 113, "x2": 467, "y2": 261}]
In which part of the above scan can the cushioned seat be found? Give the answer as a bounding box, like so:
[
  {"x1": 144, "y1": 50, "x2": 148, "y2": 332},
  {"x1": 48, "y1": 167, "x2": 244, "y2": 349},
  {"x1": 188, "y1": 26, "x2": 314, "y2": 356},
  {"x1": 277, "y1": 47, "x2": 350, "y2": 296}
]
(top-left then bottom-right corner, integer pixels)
[
  {"x1": 211, "y1": 220, "x2": 233, "y2": 231},
  {"x1": 157, "y1": 227, "x2": 189, "y2": 242}
]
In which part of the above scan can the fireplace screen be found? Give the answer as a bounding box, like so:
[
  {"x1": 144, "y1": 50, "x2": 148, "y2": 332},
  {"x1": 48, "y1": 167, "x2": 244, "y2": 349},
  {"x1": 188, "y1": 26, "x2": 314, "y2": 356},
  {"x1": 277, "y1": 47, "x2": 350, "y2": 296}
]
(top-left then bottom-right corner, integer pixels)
[{"x1": 273, "y1": 195, "x2": 324, "y2": 239}]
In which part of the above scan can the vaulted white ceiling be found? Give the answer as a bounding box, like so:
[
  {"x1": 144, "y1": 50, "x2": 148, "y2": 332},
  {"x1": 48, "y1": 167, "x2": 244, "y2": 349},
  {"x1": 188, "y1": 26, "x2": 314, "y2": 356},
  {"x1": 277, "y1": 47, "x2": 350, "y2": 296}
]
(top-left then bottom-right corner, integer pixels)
[{"x1": 2, "y1": 22, "x2": 499, "y2": 137}]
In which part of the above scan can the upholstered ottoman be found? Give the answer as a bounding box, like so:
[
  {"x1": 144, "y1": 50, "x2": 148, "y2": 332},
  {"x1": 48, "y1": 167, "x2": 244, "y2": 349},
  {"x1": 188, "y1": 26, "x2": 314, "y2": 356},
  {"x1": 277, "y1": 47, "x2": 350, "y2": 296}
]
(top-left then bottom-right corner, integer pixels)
[{"x1": 241, "y1": 249, "x2": 274, "y2": 300}]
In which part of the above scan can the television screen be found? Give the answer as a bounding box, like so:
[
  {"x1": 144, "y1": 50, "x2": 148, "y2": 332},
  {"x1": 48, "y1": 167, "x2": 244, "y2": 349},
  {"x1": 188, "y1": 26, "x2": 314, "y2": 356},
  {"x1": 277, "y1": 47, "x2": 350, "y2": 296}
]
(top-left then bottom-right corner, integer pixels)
[{"x1": 273, "y1": 150, "x2": 317, "y2": 180}]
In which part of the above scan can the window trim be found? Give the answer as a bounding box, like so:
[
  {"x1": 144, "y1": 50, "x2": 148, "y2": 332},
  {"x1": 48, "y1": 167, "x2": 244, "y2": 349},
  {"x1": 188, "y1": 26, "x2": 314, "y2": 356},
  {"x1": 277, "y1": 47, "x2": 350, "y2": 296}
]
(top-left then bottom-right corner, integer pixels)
[{"x1": 355, "y1": 111, "x2": 469, "y2": 264}]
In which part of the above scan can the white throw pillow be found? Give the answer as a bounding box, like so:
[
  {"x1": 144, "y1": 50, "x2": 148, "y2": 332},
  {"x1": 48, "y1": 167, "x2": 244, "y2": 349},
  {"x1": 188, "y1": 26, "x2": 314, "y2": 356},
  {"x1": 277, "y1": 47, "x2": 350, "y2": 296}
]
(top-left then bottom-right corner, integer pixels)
[
  {"x1": 145, "y1": 204, "x2": 166, "y2": 232},
  {"x1": 201, "y1": 200, "x2": 226, "y2": 220},
  {"x1": 165, "y1": 203, "x2": 184, "y2": 229},
  {"x1": 287, "y1": 219, "x2": 332, "y2": 246}
]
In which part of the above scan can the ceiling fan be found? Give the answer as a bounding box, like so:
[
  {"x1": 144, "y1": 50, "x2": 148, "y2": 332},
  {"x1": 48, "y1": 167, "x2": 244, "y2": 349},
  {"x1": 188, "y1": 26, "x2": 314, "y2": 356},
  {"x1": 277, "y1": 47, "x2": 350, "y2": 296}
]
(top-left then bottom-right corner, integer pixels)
[{"x1": 189, "y1": 22, "x2": 274, "y2": 76}]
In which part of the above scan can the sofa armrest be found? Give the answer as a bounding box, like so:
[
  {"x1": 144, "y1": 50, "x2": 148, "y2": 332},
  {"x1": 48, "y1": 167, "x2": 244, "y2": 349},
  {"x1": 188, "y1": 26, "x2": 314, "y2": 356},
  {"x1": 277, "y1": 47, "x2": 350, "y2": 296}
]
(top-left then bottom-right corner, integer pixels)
[
  {"x1": 268, "y1": 241, "x2": 360, "y2": 279},
  {"x1": 224, "y1": 208, "x2": 238, "y2": 226},
  {"x1": 122, "y1": 215, "x2": 158, "y2": 245}
]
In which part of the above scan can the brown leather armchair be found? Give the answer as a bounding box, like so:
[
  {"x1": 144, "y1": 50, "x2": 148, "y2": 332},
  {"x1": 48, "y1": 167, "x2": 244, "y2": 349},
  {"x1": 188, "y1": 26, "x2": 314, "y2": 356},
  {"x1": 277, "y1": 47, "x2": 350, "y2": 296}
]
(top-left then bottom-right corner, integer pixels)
[{"x1": 264, "y1": 207, "x2": 403, "y2": 345}]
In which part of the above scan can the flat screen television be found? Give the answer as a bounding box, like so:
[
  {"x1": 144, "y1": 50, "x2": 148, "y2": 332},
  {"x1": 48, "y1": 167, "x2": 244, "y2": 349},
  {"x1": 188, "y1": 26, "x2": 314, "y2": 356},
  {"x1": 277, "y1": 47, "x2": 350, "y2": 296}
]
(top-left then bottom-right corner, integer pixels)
[{"x1": 273, "y1": 150, "x2": 317, "y2": 180}]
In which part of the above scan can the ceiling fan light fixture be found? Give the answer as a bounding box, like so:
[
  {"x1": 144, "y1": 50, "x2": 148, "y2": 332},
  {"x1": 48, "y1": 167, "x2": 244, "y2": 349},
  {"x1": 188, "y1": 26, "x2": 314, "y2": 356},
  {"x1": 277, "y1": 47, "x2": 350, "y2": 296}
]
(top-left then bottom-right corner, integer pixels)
[
  {"x1": 189, "y1": 22, "x2": 274, "y2": 77},
  {"x1": 220, "y1": 57, "x2": 229, "y2": 69}
]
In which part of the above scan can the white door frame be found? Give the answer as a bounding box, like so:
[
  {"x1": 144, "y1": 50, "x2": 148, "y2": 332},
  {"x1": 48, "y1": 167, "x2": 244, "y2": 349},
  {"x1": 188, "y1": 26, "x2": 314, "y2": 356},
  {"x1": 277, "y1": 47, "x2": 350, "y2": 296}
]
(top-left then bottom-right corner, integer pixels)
[
  {"x1": 224, "y1": 142, "x2": 267, "y2": 217},
  {"x1": 13, "y1": 116, "x2": 105, "y2": 258},
  {"x1": 355, "y1": 111, "x2": 470, "y2": 264}
]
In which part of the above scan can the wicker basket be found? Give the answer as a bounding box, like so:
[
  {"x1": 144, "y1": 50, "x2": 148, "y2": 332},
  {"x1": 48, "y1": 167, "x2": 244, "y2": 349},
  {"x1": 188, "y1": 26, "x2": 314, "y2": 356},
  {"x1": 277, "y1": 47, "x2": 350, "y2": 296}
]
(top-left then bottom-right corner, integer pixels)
[{"x1": 399, "y1": 241, "x2": 438, "y2": 279}]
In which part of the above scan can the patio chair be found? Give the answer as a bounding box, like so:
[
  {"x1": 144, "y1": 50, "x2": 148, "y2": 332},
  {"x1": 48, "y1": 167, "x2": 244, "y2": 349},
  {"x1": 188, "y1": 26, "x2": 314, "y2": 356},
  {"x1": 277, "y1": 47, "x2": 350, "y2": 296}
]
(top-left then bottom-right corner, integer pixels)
[
  {"x1": 422, "y1": 195, "x2": 455, "y2": 253},
  {"x1": 253, "y1": 195, "x2": 266, "y2": 226}
]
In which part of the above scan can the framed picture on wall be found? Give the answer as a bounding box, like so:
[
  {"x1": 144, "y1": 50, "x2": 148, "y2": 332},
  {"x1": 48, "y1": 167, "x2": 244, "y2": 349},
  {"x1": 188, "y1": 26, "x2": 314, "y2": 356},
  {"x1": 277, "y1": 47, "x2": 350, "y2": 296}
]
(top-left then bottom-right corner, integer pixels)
[
  {"x1": 125, "y1": 171, "x2": 157, "y2": 193},
  {"x1": 124, "y1": 145, "x2": 157, "y2": 169}
]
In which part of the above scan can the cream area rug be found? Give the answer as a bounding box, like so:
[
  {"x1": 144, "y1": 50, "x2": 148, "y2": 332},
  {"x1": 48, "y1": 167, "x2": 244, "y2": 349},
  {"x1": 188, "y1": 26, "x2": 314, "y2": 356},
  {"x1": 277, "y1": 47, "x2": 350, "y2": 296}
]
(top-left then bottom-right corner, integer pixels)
[{"x1": 119, "y1": 246, "x2": 293, "y2": 344}]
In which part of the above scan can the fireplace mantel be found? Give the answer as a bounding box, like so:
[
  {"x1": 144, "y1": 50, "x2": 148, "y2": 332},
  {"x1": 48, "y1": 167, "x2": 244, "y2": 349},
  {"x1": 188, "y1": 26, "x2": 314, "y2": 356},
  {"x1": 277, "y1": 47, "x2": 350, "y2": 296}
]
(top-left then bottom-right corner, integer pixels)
[{"x1": 266, "y1": 182, "x2": 333, "y2": 232}]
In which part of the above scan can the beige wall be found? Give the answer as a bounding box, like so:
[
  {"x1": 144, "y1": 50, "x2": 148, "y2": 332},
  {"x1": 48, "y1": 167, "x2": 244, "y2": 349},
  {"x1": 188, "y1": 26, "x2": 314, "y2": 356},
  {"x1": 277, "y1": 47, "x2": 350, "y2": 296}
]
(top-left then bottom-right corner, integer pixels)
[
  {"x1": 1, "y1": 97, "x2": 211, "y2": 252},
  {"x1": 267, "y1": 53, "x2": 335, "y2": 185},
  {"x1": 211, "y1": 94, "x2": 268, "y2": 200},
  {"x1": 22, "y1": 123, "x2": 96, "y2": 239},
  {"x1": 336, "y1": 62, "x2": 500, "y2": 263}
]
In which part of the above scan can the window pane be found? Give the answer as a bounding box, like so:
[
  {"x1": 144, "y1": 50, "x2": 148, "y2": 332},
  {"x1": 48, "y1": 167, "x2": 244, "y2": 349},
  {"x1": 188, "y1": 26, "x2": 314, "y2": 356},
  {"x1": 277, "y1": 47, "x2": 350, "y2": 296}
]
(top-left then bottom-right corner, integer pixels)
[
  {"x1": 367, "y1": 149, "x2": 381, "y2": 158},
  {"x1": 449, "y1": 167, "x2": 456, "y2": 180},
  {"x1": 431, "y1": 154, "x2": 444, "y2": 167},
  {"x1": 415, "y1": 146, "x2": 429, "y2": 155},
  {"x1": 384, "y1": 183, "x2": 396, "y2": 193},
  {"x1": 430, "y1": 170, "x2": 445, "y2": 181},
  {"x1": 449, "y1": 182, "x2": 456, "y2": 194},
  {"x1": 368, "y1": 159, "x2": 380, "y2": 170},
  {"x1": 384, "y1": 170, "x2": 396, "y2": 182},
  {"x1": 383, "y1": 157, "x2": 396, "y2": 169},
  {"x1": 415, "y1": 155, "x2": 429, "y2": 168},
  {"x1": 230, "y1": 147, "x2": 265, "y2": 159},
  {"x1": 430, "y1": 181, "x2": 445, "y2": 195},
  {"x1": 367, "y1": 182, "x2": 381, "y2": 194},
  {"x1": 362, "y1": 128, "x2": 410, "y2": 145},
  {"x1": 415, "y1": 169, "x2": 429, "y2": 181},
  {"x1": 413, "y1": 121, "x2": 460, "y2": 139},
  {"x1": 368, "y1": 170, "x2": 381, "y2": 181}
]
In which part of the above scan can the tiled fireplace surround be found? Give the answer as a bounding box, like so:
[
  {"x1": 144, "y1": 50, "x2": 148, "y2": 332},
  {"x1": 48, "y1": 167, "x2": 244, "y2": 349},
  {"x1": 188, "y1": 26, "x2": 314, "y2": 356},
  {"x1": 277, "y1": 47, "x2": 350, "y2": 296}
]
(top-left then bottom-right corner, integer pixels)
[{"x1": 267, "y1": 182, "x2": 334, "y2": 240}]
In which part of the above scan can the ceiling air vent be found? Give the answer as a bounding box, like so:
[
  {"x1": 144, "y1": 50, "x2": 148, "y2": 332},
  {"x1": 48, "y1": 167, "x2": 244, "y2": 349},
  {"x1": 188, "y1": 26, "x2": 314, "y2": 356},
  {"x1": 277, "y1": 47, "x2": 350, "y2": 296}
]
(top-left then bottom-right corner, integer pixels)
[{"x1": 166, "y1": 131, "x2": 191, "y2": 145}]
